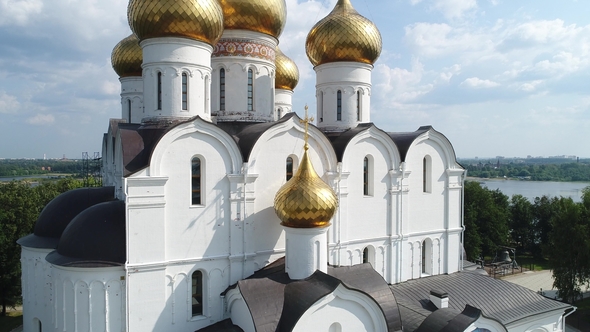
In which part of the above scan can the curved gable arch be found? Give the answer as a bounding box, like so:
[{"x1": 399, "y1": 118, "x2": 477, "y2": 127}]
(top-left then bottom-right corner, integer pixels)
[
  {"x1": 248, "y1": 115, "x2": 338, "y2": 173},
  {"x1": 293, "y1": 284, "x2": 387, "y2": 332},
  {"x1": 407, "y1": 129, "x2": 461, "y2": 170},
  {"x1": 149, "y1": 117, "x2": 242, "y2": 177},
  {"x1": 341, "y1": 126, "x2": 400, "y2": 172}
]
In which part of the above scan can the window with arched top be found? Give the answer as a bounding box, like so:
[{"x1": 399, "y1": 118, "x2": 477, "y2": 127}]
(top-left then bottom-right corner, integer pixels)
[
  {"x1": 286, "y1": 157, "x2": 294, "y2": 181},
  {"x1": 423, "y1": 156, "x2": 432, "y2": 193},
  {"x1": 363, "y1": 156, "x2": 373, "y2": 196},
  {"x1": 204, "y1": 75, "x2": 209, "y2": 114},
  {"x1": 362, "y1": 246, "x2": 375, "y2": 266},
  {"x1": 247, "y1": 69, "x2": 253, "y2": 111},
  {"x1": 157, "y1": 72, "x2": 162, "y2": 110},
  {"x1": 356, "y1": 90, "x2": 361, "y2": 121},
  {"x1": 329, "y1": 322, "x2": 342, "y2": 332},
  {"x1": 336, "y1": 90, "x2": 342, "y2": 121},
  {"x1": 182, "y1": 72, "x2": 188, "y2": 110},
  {"x1": 191, "y1": 157, "x2": 202, "y2": 205},
  {"x1": 277, "y1": 107, "x2": 282, "y2": 119},
  {"x1": 219, "y1": 68, "x2": 225, "y2": 111},
  {"x1": 191, "y1": 271, "x2": 203, "y2": 316},
  {"x1": 363, "y1": 247, "x2": 369, "y2": 264},
  {"x1": 422, "y1": 239, "x2": 432, "y2": 275}
]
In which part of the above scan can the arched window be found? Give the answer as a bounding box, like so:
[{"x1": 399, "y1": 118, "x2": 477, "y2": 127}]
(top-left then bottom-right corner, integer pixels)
[
  {"x1": 422, "y1": 240, "x2": 426, "y2": 273},
  {"x1": 219, "y1": 68, "x2": 225, "y2": 111},
  {"x1": 191, "y1": 271, "x2": 203, "y2": 316},
  {"x1": 286, "y1": 157, "x2": 293, "y2": 181},
  {"x1": 329, "y1": 322, "x2": 342, "y2": 332},
  {"x1": 157, "y1": 72, "x2": 162, "y2": 110},
  {"x1": 127, "y1": 99, "x2": 132, "y2": 122},
  {"x1": 363, "y1": 157, "x2": 369, "y2": 195},
  {"x1": 423, "y1": 156, "x2": 432, "y2": 193},
  {"x1": 182, "y1": 72, "x2": 188, "y2": 110},
  {"x1": 318, "y1": 91, "x2": 323, "y2": 122},
  {"x1": 191, "y1": 157, "x2": 201, "y2": 205},
  {"x1": 356, "y1": 90, "x2": 361, "y2": 121},
  {"x1": 247, "y1": 69, "x2": 253, "y2": 111},
  {"x1": 204, "y1": 75, "x2": 209, "y2": 114},
  {"x1": 277, "y1": 107, "x2": 282, "y2": 119},
  {"x1": 336, "y1": 90, "x2": 342, "y2": 121},
  {"x1": 422, "y1": 239, "x2": 432, "y2": 275},
  {"x1": 363, "y1": 247, "x2": 369, "y2": 263}
]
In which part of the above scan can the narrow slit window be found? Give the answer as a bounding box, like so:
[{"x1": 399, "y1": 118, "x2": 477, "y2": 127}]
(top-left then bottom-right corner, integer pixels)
[
  {"x1": 422, "y1": 240, "x2": 426, "y2": 274},
  {"x1": 220, "y1": 68, "x2": 225, "y2": 111},
  {"x1": 318, "y1": 91, "x2": 323, "y2": 122},
  {"x1": 286, "y1": 157, "x2": 293, "y2": 181},
  {"x1": 157, "y1": 72, "x2": 162, "y2": 110},
  {"x1": 191, "y1": 157, "x2": 201, "y2": 205},
  {"x1": 423, "y1": 156, "x2": 432, "y2": 193},
  {"x1": 191, "y1": 271, "x2": 203, "y2": 316},
  {"x1": 127, "y1": 99, "x2": 132, "y2": 122},
  {"x1": 337, "y1": 90, "x2": 342, "y2": 121},
  {"x1": 182, "y1": 73, "x2": 188, "y2": 110},
  {"x1": 363, "y1": 157, "x2": 369, "y2": 195},
  {"x1": 356, "y1": 90, "x2": 361, "y2": 121},
  {"x1": 247, "y1": 69, "x2": 253, "y2": 111},
  {"x1": 363, "y1": 247, "x2": 369, "y2": 264}
]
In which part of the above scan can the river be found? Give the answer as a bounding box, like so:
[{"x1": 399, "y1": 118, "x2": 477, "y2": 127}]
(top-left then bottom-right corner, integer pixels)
[{"x1": 472, "y1": 178, "x2": 590, "y2": 202}]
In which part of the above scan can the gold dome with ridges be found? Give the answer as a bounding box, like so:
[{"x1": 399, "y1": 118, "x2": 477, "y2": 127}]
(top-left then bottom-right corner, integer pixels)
[
  {"x1": 274, "y1": 146, "x2": 338, "y2": 228},
  {"x1": 305, "y1": 0, "x2": 382, "y2": 67},
  {"x1": 111, "y1": 34, "x2": 143, "y2": 78},
  {"x1": 219, "y1": 0, "x2": 287, "y2": 39},
  {"x1": 128, "y1": 0, "x2": 224, "y2": 46},
  {"x1": 275, "y1": 47, "x2": 299, "y2": 91}
]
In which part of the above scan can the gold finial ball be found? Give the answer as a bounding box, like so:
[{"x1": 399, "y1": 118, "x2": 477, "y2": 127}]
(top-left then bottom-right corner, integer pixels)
[
  {"x1": 128, "y1": 0, "x2": 224, "y2": 46},
  {"x1": 305, "y1": 0, "x2": 382, "y2": 67},
  {"x1": 219, "y1": 0, "x2": 287, "y2": 39},
  {"x1": 275, "y1": 47, "x2": 299, "y2": 91},
  {"x1": 111, "y1": 34, "x2": 143, "y2": 78},
  {"x1": 274, "y1": 151, "x2": 338, "y2": 228}
]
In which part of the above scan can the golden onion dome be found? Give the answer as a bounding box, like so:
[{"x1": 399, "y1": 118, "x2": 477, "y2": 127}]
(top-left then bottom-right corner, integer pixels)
[
  {"x1": 275, "y1": 47, "x2": 299, "y2": 91},
  {"x1": 128, "y1": 0, "x2": 224, "y2": 46},
  {"x1": 274, "y1": 146, "x2": 338, "y2": 228},
  {"x1": 111, "y1": 34, "x2": 143, "y2": 78},
  {"x1": 305, "y1": 0, "x2": 382, "y2": 67},
  {"x1": 219, "y1": 0, "x2": 287, "y2": 39}
]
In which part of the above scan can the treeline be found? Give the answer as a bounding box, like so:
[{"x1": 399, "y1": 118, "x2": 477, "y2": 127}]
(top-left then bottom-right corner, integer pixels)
[
  {"x1": 465, "y1": 162, "x2": 590, "y2": 181},
  {"x1": 0, "y1": 159, "x2": 84, "y2": 177},
  {"x1": 464, "y1": 181, "x2": 590, "y2": 303},
  {"x1": 0, "y1": 178, "x2": 86, "y2": 315}
]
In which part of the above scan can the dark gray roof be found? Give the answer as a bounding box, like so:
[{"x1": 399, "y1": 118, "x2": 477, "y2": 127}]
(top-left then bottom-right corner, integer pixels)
[
  {"x1": 387, "y1": 126, "x2": 431, "y2": 162},
  {"x1": 222, "y1": 258, "x2": 402, "y2": 332},
  {"x1": 17, "y1": 186, "x2": 115, "y2": 249},
  {"x1": 415, "y1": 305, "x2": 481, "y2": 332},
  {"x1": 390, "y1": 272, "x2": 572, "y2": 326},
  {"x1": 46, "y1": 200, "x2": 126, "y2": 267},
  {"x1": 323, "y1": 123, "x2": 372, "y2": 162},
  {"x1": 196, "y1": 319, "x2": 244, "y2": 332}
]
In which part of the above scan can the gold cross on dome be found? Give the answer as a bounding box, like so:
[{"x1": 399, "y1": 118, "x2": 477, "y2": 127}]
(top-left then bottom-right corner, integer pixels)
[{"x1": 300, "y1": 105, "x2": 314, "y2": 150}]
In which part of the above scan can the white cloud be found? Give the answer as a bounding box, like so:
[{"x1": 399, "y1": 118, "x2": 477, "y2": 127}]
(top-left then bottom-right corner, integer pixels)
[
  {"x1": 373, "y1": 58, "x2": 435, "y2": 104},
  {"x1": 0, "y1": 0, "x2": 43, "y2": 26},
  {"x1": 409, "y1": 0, "x2": 477, "y2": 19},
  {"x1": 0, "y1": 91, "x2": 20, "y2": 114},
  {"x1": 26, "y1": 113, "x2": 54, "y2": 125},
  {"x1": 460, "y1": 77, "x2": 500, "y2": 88}
]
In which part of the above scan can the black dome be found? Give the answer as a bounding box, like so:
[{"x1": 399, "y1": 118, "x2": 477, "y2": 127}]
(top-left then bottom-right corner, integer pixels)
[
  {"x1": 17, "y1": 186, "x2": 115, "y2": 249},
  {"x1": 46, "y1": 200, "x2": 126, "y2": 268}
]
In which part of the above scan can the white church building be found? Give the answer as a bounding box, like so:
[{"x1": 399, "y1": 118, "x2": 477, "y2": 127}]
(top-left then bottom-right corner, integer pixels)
[{"x1": 18, "y1": 0, "x2": 573, "y2": 331}]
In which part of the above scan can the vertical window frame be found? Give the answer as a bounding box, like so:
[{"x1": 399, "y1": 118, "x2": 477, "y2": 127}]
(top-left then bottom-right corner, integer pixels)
[
  {"x1": 336, "y1": 90, "x2": 342, "y2": 121},
  {"x1": 286, "y1": 157, "x2": 294, "y2": 181},
  {"x1": 127, "y1": 99, "x2": 132, "y2": 122},
  {"x1": 423, "y1": 156, "x2": 432, "y2": 193},
  {"x1": 157, "y1": 71, "x2": 162, "y2": 110},
  {"x1": 191, "y1": 157, "x2": 202, "y2": 205},
  {"x1": 191, "y1": 270, "x2": 204, "y2": 317},
  {"x1": 182, "y1": 72, "x2": 188, "y2": 111},
  {"x1": 219, "y1": 68, "x2": 225, "y2": 111},
  {"x1": 356, "y1": 90, "x2": 361, "y2": 121},
  {"x1": 247, "y1": 68, "x2": 254, "y2": 111}
]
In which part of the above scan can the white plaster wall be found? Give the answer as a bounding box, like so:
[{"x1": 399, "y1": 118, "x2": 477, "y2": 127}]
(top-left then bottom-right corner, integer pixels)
[
  {"x1": 293, "y1": 284, "x2": 387, "y2": 332},
  {"x1": 315, "y1": 62, "x2": 372, "y2": 131},
  {"x1": 211, "y1": 30, "x2": 277, "y2": 122},
  {"x1": 120, "y1": 76, "x2": 143, "y2": 123},
  {"x1": 20, "y1": 247, "x2": 52, "y2": 332},
  {"x1": 284, "y1": 227, "x2": 329, "y2": 280},
  {"x1": 51, "y1": 265, "x2": 125, "y2": 332},
  {"x1": 141, "y1": 37, "x2": 213, "y2": 121},
  {"x1": 275, "y1": 88, "x2": 293, "y2": 119},
  {"x1": 505, "y1": 310, "x2": 566, "y2": 332}
]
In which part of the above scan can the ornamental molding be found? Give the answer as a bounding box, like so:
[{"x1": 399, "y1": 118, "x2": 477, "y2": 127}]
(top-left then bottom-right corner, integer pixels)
[{"x1": 213, "y1": 38, "x2": 276, "y2": 62}]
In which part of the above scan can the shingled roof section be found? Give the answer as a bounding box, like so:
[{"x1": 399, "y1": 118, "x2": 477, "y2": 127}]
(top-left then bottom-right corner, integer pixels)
[
  {"x1": 215, "y1": 258, "x2": 402, "y2": 332},
  {"x1": 390, "y1": 271, "x2": 572, "y2": 326},
  {"x1": 387, "y1": 126, "x2": 431, "y2": 162},
  {"x1": 323, "y1": 123, "x2": 372, "y2": 162}
]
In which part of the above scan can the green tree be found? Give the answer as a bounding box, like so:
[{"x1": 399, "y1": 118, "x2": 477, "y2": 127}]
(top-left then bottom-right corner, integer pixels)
[
  {"x1": 549, "y1": 196, "x2": 590, "y2": 303},
  {"x1": 509, "y1": 194, "x2": 534, "y2": 252},
  {"x1": 532, "y1": 195, "x2": 557, "y2": 258}
]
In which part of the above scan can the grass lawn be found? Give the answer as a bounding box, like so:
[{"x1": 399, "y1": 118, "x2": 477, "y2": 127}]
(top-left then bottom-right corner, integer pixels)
[
  {"x1": 516, "y1": 255, "x2": 552, "y2": 271},
  {"x1": 0, "y1": 311, "x2": 23, "y2": 332}
]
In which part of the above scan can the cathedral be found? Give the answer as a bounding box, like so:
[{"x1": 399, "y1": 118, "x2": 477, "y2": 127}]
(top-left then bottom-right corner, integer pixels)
[{"x1": 18, "y1": 0, "x2": 573, "y2": 331}]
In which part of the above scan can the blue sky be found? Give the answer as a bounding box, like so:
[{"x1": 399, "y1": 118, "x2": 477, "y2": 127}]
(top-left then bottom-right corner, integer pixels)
[{"x1": 0, "y1": 0, "x2": 588, "y2": 159}]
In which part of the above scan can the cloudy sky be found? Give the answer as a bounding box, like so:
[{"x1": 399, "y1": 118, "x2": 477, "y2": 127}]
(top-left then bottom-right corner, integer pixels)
[{"x1": 0, "y1": 0, "x2": 588, "y2": 159}]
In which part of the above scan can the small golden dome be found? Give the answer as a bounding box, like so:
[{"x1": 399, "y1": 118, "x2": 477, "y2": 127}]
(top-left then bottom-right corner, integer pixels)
[
  {"x1": 275, "y1": 47, "x2": 299, "y2": 91},
  {"x1": 274, "y1": 146, "x2": 338, "y2": 228},
  {"x1": 128, "y1": 0, "x2": 224, "y2": 46},
  {"x1": 111, "y1": 34, "x2": 143, "y2": 78},
  {"x1": 305, "y1": 0, "x2": 382, "y2": 67},
  {"x1": 219, "y1": 0, "x2": 287, "y2": 39}
]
